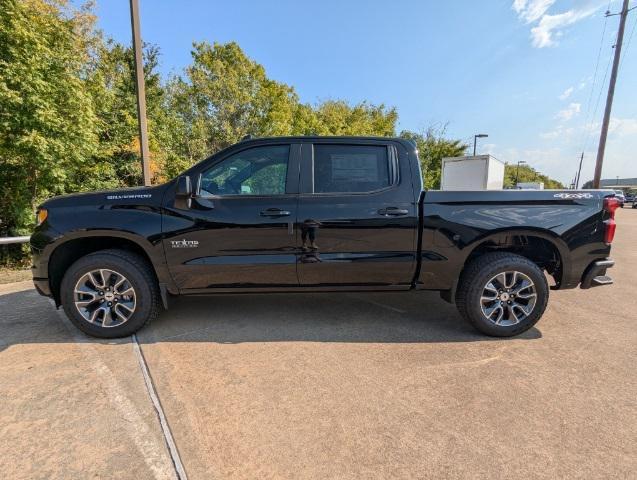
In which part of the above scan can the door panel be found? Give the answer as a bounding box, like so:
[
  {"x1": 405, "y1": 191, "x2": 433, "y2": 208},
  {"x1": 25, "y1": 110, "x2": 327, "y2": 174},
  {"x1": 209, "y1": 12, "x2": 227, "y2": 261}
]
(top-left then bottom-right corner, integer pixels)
[
  {"x1": 296, "y1": 142, "x2": 418, "y2": 288},
  {"x1": 163, "y1": 143, "x2": 300, "y2": 291}
]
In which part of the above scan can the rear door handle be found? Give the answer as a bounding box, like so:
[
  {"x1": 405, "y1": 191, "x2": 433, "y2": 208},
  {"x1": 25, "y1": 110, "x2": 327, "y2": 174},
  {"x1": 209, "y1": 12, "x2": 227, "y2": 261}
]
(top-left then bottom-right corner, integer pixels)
[
  {"x1": 260, "y1": 208, "x2": 291, "y2": 217},
  {"x1": 377, "y1": 207, "x2": 409, "y2": 216}
]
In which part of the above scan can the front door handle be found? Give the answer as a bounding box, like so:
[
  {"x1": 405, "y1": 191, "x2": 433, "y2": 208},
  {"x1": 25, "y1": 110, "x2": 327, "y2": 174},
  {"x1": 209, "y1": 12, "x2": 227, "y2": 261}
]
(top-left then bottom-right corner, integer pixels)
[
  {"x1": 260, "y1": 208, "x2": 291, "y2": 217},
  {"x1": 378, "y1": 207, "x2": 409, "y2": 216}
]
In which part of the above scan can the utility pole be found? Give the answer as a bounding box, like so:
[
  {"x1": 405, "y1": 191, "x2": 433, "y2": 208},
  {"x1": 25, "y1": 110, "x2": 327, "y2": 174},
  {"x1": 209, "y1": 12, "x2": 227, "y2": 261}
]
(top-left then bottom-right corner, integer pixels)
[
  {"x1": 130, "y1": 0, "x2": 151, "y2": 186},
  {"x1": 575, "y1": 152, "x2": 584, "y2": 189},
  {"x1": 593, "y1": 0, "x2": 631, "y2": 188}
]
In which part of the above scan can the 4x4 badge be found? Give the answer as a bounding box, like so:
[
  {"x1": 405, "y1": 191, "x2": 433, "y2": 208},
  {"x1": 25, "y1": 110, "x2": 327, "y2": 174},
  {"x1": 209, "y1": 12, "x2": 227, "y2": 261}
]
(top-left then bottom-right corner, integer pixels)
[{"x1": 553, "y1": 193, "x2": 593, "y2": 199}]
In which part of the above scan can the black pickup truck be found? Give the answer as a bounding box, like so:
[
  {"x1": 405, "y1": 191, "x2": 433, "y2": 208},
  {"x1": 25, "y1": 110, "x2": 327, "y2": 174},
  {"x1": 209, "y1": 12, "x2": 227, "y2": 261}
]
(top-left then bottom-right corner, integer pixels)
[{"x1": 31, "y1": 136, "x2": 618, "y2": 338}]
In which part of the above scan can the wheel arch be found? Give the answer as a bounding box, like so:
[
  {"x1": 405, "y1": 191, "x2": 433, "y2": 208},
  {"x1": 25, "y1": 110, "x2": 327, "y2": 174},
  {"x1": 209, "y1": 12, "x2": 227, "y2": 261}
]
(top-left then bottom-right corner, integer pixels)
[
  {"x1": 460, "y1": 228, "x2": 569, "y2": 288},
  {"x1": 47, "y1": 232, "x2": 168, "y2": 306}
]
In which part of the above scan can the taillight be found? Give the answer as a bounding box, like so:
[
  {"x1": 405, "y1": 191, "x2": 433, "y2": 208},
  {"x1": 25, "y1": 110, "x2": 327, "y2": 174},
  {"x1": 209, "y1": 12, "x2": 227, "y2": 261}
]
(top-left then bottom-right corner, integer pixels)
[{"x1": 603, "y1": 197, "x2": 619, "y2": 244}]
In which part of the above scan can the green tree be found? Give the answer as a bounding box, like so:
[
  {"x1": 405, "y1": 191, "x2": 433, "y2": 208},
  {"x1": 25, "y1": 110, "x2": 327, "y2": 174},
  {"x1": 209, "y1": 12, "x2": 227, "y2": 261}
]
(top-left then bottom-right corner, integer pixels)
[
  {"x1": 503, "y1": 164, "x2": 564, "y2": 189},
  {"x1": 400, "y1": 128, "x2": 468, "y2": 189},
  {"x1": 161, "y1": 41, "x2": 400, "y2": 177},
  {"x1": 299, "y1": 100, "x2": 397, "y2": 137},
  {"x1": 86, "y1": 39, "x2": 169, "y2": 185},
  {"x1": 165, "y1": 41, "x2": 299, "y2": 165},
  {"x1": 0, "y1": 0, "x2": 99, "y2": 237}
]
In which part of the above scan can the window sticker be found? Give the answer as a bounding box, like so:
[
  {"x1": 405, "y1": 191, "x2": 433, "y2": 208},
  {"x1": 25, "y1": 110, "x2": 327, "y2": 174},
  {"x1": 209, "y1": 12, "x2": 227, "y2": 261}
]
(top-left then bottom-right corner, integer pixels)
[{"x1": 331, "y1": 154, "x2": 379, "y2": 182}]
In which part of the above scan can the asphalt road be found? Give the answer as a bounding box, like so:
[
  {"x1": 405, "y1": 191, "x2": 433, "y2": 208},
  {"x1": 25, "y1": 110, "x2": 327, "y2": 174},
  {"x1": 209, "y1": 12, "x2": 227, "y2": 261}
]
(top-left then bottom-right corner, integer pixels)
[{"x1": 1, "y1": 208, "x2": 636, "y2": 479}]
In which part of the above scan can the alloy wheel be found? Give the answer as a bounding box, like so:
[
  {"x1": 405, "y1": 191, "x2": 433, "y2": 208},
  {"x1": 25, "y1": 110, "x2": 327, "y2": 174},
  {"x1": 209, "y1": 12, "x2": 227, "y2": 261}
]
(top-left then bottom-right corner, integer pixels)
[
  {"x1": 480, "y1": 271, "x2": 537, "y2": 326},
  {"x1": 73, "y1": 269, "x2": 137, "y2": 327}
]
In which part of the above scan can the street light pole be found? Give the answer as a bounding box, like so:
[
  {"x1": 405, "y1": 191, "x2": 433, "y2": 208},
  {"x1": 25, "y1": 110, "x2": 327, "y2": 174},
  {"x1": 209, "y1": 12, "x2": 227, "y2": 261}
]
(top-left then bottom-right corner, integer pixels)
[
  {"x1": 473, "y1": 134, "x2": 488, "y2": 156},
  {"x1": 130, "y1": 0, "x2": 151, "y2": 186},
  {"x1": 593, "y1": 0, "x2": 631, "y2": 188}
]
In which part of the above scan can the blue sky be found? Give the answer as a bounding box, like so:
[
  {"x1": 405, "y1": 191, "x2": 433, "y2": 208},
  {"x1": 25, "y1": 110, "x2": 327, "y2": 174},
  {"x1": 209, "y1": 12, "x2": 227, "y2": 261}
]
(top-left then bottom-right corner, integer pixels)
[{"x1": 93, "y1": 0, "x2": 636, "y2": 185}]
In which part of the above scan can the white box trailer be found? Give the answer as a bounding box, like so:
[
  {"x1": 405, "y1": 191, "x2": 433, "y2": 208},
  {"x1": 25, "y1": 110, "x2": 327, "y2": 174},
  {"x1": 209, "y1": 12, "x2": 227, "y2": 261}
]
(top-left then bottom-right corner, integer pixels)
[{"x1": 440, "y1": 155, "x2": 505, "y2": 190}]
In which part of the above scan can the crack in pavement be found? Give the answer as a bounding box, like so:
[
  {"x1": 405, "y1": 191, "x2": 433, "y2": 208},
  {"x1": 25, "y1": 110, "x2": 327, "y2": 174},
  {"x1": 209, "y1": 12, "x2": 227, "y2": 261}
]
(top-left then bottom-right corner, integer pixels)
[
  {"x1": 55, "y1": 309, "x2": 178, "y2": 480},
  {"x1": 133, "y1": 334, "x2": 189, "y2": 480}
]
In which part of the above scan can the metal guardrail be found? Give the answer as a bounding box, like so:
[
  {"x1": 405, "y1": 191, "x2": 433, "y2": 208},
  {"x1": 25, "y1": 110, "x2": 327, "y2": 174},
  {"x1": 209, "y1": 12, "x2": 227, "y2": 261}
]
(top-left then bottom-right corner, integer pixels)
[{"x1": 0, "y1": 236, "x2": 30, "y2": 245}]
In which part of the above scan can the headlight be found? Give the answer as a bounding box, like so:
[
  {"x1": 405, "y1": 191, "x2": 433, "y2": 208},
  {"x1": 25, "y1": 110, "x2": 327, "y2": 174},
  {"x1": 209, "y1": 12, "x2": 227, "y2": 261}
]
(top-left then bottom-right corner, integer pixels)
[{"x1": 36, "y1": 208, "x2": 48, "y2": 226}]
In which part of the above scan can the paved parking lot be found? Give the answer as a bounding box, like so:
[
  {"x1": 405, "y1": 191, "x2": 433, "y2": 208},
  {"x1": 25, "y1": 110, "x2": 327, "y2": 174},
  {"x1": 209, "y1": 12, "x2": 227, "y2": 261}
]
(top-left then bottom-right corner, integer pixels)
[{"x1": 1, "y1": 209, "x2": 636, "y2": 479}]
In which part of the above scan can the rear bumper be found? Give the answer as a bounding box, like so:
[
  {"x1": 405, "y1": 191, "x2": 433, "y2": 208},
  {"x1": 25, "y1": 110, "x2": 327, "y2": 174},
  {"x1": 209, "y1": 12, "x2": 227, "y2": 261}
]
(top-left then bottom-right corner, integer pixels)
[{"x1": 580, "y1": 259, "x2": 614, "y2": 289}]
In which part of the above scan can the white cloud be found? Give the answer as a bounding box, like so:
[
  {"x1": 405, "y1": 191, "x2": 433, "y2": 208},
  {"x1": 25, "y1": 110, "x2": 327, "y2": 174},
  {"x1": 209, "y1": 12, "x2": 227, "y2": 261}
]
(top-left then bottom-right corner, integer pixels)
[
  {"x1": 609, "y1": 117, "x2": 637, "y2": 137},
  {"x1": 512, "y1": 1, "x2": 605, "y2": 48},
  {"x1": 559, "y1": 86, "x2": 574, "y2": 100},
  {"x1": 531, "y1": 6, "x2": 599, "y2": 47},
  {"x1": 513, "y1": 0, "x2": 527, "y2": 14},
  {"x1": 540, "y1": 117, "x2": 637, "y2": 142},
  {"x1": 513, "y1": 0, "x2": 556, "y2": 23},
  {"x1": 531, "y1": 116, "x2": 637, "y2": 184},
  {"x1": 540, "y1": 125, "x2": 576, "y2": 139},
  {"x1": 555, "y1": 102, "x2": 581, "y2": 121}
]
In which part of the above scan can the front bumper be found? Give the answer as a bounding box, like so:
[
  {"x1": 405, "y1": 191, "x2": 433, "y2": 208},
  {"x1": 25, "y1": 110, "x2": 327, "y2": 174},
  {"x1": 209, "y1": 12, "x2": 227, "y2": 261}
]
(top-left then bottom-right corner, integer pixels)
[
  {"x1": 580, "y1": 259, "x2": 614, "y2": 289},
  {"x1": 31, "y1": 243, "x2": 51, "y2": 298},
  {"x1": 33, "y1": 277, "x2": 52, "y2": 297},
  {"x1": 29, "y1": 224, "x2": 61, "y2": 299}
]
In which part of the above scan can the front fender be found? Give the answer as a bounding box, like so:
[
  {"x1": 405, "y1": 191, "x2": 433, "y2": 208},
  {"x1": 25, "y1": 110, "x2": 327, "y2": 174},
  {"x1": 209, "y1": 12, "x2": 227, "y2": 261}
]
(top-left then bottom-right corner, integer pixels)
[{"x1": 32, "y1": 200, "x2": 178, "y2": 302}]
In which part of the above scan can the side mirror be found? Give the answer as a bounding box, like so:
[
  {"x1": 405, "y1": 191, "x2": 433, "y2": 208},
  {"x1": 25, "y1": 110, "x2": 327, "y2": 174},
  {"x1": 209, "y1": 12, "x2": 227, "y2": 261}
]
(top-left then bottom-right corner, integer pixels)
[{"x1": 174, "y1": 175, "x2": 192, "y2": 209}]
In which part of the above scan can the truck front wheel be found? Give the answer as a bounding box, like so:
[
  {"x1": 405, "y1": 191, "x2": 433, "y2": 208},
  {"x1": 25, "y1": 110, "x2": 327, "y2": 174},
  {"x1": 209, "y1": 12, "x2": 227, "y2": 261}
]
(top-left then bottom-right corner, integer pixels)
[
  {"x1": 456, "y1": 252, "x2": 549, "y2": 337},
  {"x1": 60, "y1": 249, "x2": 160, "y2": 338}
]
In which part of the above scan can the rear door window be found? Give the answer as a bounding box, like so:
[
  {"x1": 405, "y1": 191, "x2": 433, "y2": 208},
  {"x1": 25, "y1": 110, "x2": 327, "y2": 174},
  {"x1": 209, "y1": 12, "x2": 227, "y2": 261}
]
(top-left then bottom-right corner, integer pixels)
[{"x1": 313, "y1": 145, "x2": 391, "y2": 193}]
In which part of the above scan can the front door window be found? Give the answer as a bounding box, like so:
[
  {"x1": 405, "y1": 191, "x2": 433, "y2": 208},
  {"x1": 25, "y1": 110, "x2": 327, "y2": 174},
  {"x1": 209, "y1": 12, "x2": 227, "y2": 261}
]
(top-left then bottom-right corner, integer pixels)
[{"x1": 199, "y1": 145, "x2": 289, "y2": 196}]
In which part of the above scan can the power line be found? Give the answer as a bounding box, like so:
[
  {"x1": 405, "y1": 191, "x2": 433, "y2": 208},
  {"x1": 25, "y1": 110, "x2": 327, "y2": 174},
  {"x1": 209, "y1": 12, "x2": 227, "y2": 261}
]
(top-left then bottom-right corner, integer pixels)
[
  {"x1": 619, "y1": 7, "x2": 637, "y2": 69},
  {"x1": 593, "y1": 0, "x2": 632, "y2": 188},
  {"x1": 583, "y1": 40, "x2": 614, "y2": 155},
  {"x1": 580, "y1": 1, "x2": 611, "y2": 132},
  {"x1": 574, "y1": 2, "x2": 612, "y2": 185},
  {"x1": 578, "y1": 0, "x2": 613, "y2": 154}
]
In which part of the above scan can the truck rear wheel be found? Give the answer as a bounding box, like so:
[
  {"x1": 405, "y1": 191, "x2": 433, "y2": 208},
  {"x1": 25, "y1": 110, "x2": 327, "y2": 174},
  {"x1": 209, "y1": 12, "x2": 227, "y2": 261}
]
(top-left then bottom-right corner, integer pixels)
[
  {"x1": 60, "y1": 249, "x2": 160, "y2": 338},
  {"x1": 456, "y1": 252, "x2": 549, "y2": 337}
]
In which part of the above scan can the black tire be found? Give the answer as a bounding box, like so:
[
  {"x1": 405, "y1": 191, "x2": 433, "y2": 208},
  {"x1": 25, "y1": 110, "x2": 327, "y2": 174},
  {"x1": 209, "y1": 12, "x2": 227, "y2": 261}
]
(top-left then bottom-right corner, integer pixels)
[
  {"x1": 60, "y1": 249, "x2": 160, "y2": 338},
  {"x1": 456, "y1": 252, "x2": 549, "y2": 337}
]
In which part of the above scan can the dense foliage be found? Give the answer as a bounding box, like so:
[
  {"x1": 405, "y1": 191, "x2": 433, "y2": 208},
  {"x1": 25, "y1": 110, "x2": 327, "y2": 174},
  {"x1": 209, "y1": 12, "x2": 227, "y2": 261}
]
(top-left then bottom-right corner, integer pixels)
[
  {"x1": 504, "y1": 164, "x2": 564, "y2": 189},
  {"x1": 0, "y1": 0, "x2": 563, "y2": 264},
  {"x1": 0, "y1": 0, "x2": 98, "y2": 237}
]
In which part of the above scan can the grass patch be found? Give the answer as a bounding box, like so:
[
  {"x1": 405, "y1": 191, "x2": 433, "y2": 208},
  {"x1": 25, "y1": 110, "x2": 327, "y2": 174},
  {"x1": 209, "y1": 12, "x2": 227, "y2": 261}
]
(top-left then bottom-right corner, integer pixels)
[{"x1": 0, "y1": 267, "x2": 31, "y2": 284}]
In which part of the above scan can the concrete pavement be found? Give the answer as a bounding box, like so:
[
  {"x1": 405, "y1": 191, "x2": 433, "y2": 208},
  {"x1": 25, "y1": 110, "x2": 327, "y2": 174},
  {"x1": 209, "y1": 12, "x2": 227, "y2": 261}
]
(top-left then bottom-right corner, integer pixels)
[
  {"x1": 0, "y1": 284, "x2": 176, "y2": 480},
  {"x1": 1, "y1": 209, "x2": 636, "y2": 479}
]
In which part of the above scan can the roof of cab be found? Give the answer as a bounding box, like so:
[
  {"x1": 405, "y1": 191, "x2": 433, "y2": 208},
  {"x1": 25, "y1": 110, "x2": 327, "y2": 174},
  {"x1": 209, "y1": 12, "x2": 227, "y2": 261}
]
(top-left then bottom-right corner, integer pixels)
[{"x1": 239, "y1": 135, "x2": 416, "y2": 146}]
